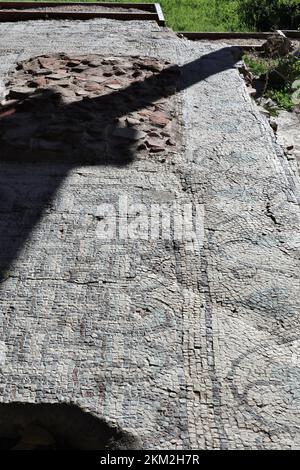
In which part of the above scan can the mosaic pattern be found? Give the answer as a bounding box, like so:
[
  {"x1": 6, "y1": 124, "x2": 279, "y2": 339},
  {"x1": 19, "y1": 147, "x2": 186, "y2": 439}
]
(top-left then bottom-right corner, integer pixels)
[{"x1": 0, "y1": 19, "x2": 299, "y2": 449}]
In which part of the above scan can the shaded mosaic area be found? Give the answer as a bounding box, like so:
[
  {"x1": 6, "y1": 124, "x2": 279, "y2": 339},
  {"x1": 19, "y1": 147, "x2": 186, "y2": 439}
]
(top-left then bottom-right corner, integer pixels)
[
  {"x1": 0, "y1": 402, "x2": 140, "y2": 450},
  {"x1": 0, "y1": 53, "x2": 180, "y2": 164}
]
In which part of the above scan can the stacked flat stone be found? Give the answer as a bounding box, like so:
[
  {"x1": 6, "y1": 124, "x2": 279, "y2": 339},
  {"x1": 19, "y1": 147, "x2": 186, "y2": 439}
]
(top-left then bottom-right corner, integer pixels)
[{"x1": 0, "y1": 54, "x2": 179, "y2": 164}]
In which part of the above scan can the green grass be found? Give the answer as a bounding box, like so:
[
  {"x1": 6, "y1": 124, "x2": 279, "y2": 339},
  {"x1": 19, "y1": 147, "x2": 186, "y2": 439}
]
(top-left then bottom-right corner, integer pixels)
[
  {"x1": 267, "y1": 88, "x2": 294, "y2": 111},
  {"x1": 243, "y1": 55, "x2": 271, "y2": 76},
  {"x1": 2, "y1": 0, "x2": 249, "y2": 32},
  {"x1": 244, "y1": 53, "x2": 300, "y2": 111}
]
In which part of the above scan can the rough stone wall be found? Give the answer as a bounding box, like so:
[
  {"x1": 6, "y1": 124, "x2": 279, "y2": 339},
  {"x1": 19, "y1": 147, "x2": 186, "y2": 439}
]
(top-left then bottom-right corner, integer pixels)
[{"x1": 0, "y1": 19, "x2": 299, "y2": 449}]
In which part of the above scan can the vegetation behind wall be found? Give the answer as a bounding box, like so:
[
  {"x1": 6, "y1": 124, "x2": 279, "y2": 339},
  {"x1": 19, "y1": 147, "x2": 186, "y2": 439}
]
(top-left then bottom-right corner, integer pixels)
[{"x1": 238, "y1": 0, "x2": 300, "y2": 31}]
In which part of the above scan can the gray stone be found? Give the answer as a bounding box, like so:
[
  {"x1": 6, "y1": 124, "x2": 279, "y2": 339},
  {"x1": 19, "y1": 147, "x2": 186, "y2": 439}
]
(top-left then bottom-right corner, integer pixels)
[
  {"x1": 9, "y1": 86, "x2": 35, "y2": 98},
  {"x1": 112, "y1": 126, "x2": 146, "y2": 140},
  {"x1": 262, "y1": 32, "x2": 293, "y2": 58}
]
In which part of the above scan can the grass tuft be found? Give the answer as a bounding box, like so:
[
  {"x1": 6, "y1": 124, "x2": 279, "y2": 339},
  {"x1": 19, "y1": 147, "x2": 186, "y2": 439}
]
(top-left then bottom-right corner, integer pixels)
[{"x1": 243, "y1": 52, "x2": 300, "y2": 112}]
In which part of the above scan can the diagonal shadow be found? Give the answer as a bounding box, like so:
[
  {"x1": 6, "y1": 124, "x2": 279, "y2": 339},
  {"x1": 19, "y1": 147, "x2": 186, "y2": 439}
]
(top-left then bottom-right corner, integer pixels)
[{"x1": 0, "y1": 46, "x2": 241, "y2": 281}]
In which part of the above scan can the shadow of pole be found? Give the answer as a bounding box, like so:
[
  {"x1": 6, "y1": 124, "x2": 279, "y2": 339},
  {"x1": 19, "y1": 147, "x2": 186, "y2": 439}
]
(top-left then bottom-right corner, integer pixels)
[{"x1": 0, "y1": 46, "x2": 242, "y2": 281}]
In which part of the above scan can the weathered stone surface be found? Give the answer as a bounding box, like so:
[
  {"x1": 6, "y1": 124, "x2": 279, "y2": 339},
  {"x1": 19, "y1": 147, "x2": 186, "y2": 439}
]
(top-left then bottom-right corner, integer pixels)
[
  {"x1": 112, "y1": 126, "x2": 146, "y2": 141},
  {"x1": 146, "y1": 137, "x2": 165, "y2": 151},
  {"x1": 29, "y1": 77, "x2": 48, "y2": 88},
  {"x1": 72, "y1": 64, "x2": 89, "y2": 73},
  {"x1": 84, "y1": 82, "x2": 103, "y2": 93},
  {"x1": 106, "y1": 82, "x2": 122, "y2": 90},
  {"x1": 262, "y1": 32, "x2": 293, "y2": 58},
  {"x1": 149, "y1": 111, "x2": 169, "y2": 127},
  {"x1": 126, "y1": 117, "x2": 140, "y2": 127},
  {"x1": 47, "y1": 72, "x2": 69, "y2": 80},
  {"x1": 9, "y1": 86, "x2": 34, "y2": 99},
  {"x1": 0, "y1": 19, "x2": 299, "y2": 451}
]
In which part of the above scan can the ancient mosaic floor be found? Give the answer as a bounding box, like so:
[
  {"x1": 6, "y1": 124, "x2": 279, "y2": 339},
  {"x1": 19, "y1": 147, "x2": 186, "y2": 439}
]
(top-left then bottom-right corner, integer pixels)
[{"x1": 0, "y1": 19, "x2": 299, "y2": 449}]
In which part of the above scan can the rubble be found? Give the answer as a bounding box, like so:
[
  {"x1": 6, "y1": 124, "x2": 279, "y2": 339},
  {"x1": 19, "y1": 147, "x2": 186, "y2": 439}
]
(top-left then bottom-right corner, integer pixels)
[
  {"x1": 262, "y1": 31, "x2": 293, "y2": 58},
  {"x1": 0, "y1": 53, "x2": 180, "y2": 164}
]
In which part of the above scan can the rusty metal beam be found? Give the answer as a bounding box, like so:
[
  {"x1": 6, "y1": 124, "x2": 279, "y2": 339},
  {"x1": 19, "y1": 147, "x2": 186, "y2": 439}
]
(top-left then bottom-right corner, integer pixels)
[
  {"x1": 178, "y1": 32, "x2": 273, "y2": 40},
  {"x1": 0, "y1": 10, "x2": 159, "y2": 22},
  {"x1": 178, "y1": 30, "x2": 300, "y2": 41},
  {"x1": 0, "y1": 2, "x2": 166, "y2": 24},
  {"x1": 283, "y1": 30, "x2": 300, "y2": 39},
  {"x1": 0, "y1": 1, "x2": 156, "y2": 10}
]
